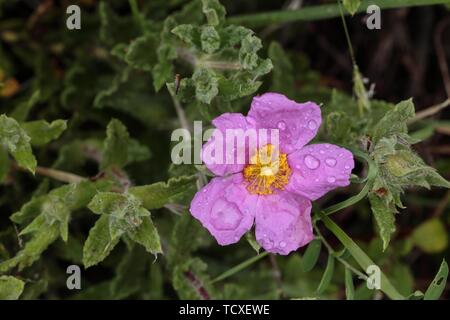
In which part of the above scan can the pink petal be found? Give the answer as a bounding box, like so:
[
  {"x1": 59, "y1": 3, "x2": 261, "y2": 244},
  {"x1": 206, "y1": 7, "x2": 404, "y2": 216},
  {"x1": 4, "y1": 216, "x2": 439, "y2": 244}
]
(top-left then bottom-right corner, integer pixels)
[
  {"x1": 202, "y1": 113, "x2": 255, "y2": 176},
  {"x1": 286, "y1": 143, "x2": 354, "y2": 201},
  {"x1": 189, "y1": 174, "x2": 257, "y2": 245},
  {"x1": 255, "y1": 192, "x2": 313, "y2": 255},
  {"x1": 248, "y1": 93, "x2": 321, "y2": 154}
]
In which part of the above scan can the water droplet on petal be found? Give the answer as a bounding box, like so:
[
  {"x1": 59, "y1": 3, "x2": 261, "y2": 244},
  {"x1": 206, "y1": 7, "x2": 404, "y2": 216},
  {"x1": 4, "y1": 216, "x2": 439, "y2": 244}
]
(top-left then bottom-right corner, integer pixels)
[
  {"x1": 325, "y1": 157, "x2": 337, "y2": 167},
  {"x1": 308, "y1": 120, "x2": 317, "y2": 130},
  {"x1": 327, "y1": 176, "x2": 336, "y2": 183},
  {"x1": 304, "y1": 155, "x2": 320, "y2": 169},
  {"x1": 277, "y1": 121, "x2": 286, "y2": 130},
  {"x1": 279, "y1": 241, "x2": 286, "y2": 248},
  {"x1": 345, "y1": 165, "x2": 350, "y2": 170},
  {"x1": 319, "y1": 149, "x2": 325, "y2": 154},
  {"x1": 295, "y1": 164, "x2": 301, "y2": 170}
]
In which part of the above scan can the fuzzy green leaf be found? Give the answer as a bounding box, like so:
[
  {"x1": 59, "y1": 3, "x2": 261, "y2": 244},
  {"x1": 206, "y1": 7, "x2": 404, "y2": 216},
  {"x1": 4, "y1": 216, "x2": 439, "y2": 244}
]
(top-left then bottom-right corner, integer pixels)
[
  {"x1": 192, "y1": 68, "x2": 219, "y2": 104},
  {"x1": 369, "y1": 193, "x2": 396, "y2": 250},
  {"x1": 101, "y1": 119, "x2": 130, "y2": 170},
  {"x1": 129, "y1": 175, "x2": 197, "y2": 210},
  {"x1": 128, "y1": 216, "x2": 162, "y2": 255},
  {"x1": 372, "y1": 99, "x2": 415, "y2": 143},
  {"x1": 83, "y1": 215, "x2": 120, "y2": 268},
  {"x1": 124, "y1": 34, "x2": 159, "y2": 72},
  {"x1": 0, "y1": 276, "x2": 25, "y2": 300},
  {"x1": 22, "y1": 119, "x2": 67, "y2": 146},
  {"x1": 202, "y1": 0, "x2": 226, "y2": 26},
  {"x1": 0, "y1": 114, "x2": 36, "y2": 173}
]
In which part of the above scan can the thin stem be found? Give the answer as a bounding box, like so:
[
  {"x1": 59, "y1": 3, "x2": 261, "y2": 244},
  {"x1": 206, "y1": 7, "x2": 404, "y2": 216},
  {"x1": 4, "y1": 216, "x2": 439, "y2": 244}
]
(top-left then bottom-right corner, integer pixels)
[
  {"x1": 317, "y1": 212, "x2": 405, "y2": 300},
  {"x1": 128, "y1": 0, "x2": 147, "y2": 33},
  {"x1": 408, "y1": 98, "x2": 450, "y2": 124},
  {"x1": 210, "y1": 251, "x2": 269, "y2": 284},
  {"x1": 13, "y1": 163, "x2": 85, "y2": 184},
  {"x1": 227, "y1": 0, "x2": 450, "y2": 27},
  {"x1": 337, "y1": 0, "x2": 356, "y2": 67},
  {"x1": 313, "y1": 224, "x2": 367, "y2": 280}
]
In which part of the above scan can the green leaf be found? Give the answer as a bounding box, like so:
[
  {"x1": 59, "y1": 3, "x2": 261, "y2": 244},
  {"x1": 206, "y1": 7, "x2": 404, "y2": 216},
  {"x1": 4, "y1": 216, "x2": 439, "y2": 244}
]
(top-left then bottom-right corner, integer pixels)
[
  {"x1": 101, "y1": 119, "x2": 130, "y2": 170},
  {"x1": 82, "y1": 215, "x2": 120, "y2": 268},
  {"x1": 424, "y1": 260, "x2": 448, "y2": 300},
  {"x1": 128, "y1": 216, "x2": 162, "y2": 255},
  {"x1": 172, "y1": 24, "x2": 199, "y2": 46},
  {"x1": 412, "y1": 218, "x2": 448, "y2": 253},
  {"x1": 129, "y1": 175, "x2": 197, "y2": 210},
  {"x1": 301, "y1": 238, "x2": 321, "y2": 272},
  {"x1": 124, "y1": 34, "x2": 159, "y2": 72},
  {"x1": 368, "y1": 193, "x2": 396, "y2": 250},
  {"x1": 202, "y1": 0, "x2": 226, "y2": 26},
  {"x1": 316, "y1": 253, "x2": 335, "y2": 294},
  {"x1": 343, "y1": 0, "x2": 362, "y2": 15},
  {"x1": 22, "y1": 119, "x2": 67, "y2": 146},
  {"x1": 0, "y1": 224, "x2": 59, "y2": 272},
  {"x1": 0, "y1": 276, "x2": 25, "y2": 300},
  {"x1": 345, "y1": 267, "x2": 355, "y2": 300},
  {"x1": 9, "y1": 90, "x2": 41, "y2": 122},
  {"x1": 0, "y1": 114, "x2": 36, "y2": 173},
  {"x1": 200, "y1": 26, "x2": 221, "y2": 54},
  {"x1": 239, "y1": 34, "x2": 262, "y2": 70},
  {"x1": 372, "y1": 99, "x2": 415, "y2": 143},
  {"x1": 192, "y1": 68, "x2": 219, "y2": 104},
  {"x1": 318, "y1": 212, "x2": 405, "y2": 300}
]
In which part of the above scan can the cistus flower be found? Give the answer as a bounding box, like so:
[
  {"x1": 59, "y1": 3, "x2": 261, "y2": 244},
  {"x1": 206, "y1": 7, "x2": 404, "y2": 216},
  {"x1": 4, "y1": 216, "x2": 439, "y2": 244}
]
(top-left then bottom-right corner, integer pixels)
[{"x1": 190, "y1": 93, "x2": 355, "y2": 255}]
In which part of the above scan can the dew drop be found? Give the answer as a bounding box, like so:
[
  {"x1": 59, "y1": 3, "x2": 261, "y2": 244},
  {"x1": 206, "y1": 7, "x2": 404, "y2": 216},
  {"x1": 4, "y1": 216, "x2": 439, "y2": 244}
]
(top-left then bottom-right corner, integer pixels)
[
  {"x1": 277, "y1": 121, "x2": 286, "y2": 130},
  {"x1": 325, "y1": 157, "x2": 337, "y2": 167},
  {"x1": 304, "y1": 155, "x2": 320, "y2": 169},
  {"x1": 319, "y1": 149, "x2": 325, "y2": 154},
  {"x1": 327, "y1": 176, "x2": 336, "y2": 183},
  {"x1": 279, "y1": 241, "x2": 286, "y2": 248},
  {"x1": 345, "y1": 165, "x2": 350, "y2": 170},
  {"x1": 308, "y1": 120, "x2": 317, "y2": 130}
]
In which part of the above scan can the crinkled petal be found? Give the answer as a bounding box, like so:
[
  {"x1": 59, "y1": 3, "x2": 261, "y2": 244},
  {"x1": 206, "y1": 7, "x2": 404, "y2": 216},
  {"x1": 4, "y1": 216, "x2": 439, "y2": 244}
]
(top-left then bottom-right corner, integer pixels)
[
  {"x1": 286, "y1": 143, "x2": 354, "y2": 201},
  {"x1": 190, "y1": 174, "x2": 257, "y2": 245},
  {"x1": 248, "y1": 93, "x2": 321, "y2": 154},
  {"x1": 202, "y1": 113, "x2": 255, "y2": 176},
  {"x1": 255, "y1": 192, "x2": 313, "y2": 255}
]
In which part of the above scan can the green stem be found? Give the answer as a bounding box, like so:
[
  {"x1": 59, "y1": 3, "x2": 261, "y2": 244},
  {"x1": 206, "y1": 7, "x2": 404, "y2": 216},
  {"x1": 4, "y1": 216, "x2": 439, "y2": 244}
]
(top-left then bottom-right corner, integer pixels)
[
  {"x1": 337, "y1": 0, "x2": 356, "y2": 67},
  {"x1": 228, "y1": 0, "x2": 450, "y2": 26},
  {"x1": 314, "y1": 224, "x2": 367, "y2": 281},
  {"x1": 210, "y1": 251, "x2": 269, "y2": 284},
  {"x1": 128, "y1": 0, "x2": 147, "y2": 33},
  {"x1": 317, "y1": 212, "x2": 405, "y2": 300}
]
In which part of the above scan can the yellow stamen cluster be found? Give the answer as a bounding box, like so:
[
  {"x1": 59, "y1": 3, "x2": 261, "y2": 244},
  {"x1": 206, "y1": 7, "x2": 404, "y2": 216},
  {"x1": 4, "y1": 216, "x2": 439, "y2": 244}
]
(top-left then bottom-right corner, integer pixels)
[{"x1": 243, "y1": 144, "x2": 291, "y2": 195}]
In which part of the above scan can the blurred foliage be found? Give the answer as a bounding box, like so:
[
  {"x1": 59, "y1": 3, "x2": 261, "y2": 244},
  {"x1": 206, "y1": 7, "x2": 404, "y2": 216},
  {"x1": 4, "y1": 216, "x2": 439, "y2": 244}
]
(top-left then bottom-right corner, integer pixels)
[{"x1": 0, "y1": 0, "x2": 449, "y2": 300}]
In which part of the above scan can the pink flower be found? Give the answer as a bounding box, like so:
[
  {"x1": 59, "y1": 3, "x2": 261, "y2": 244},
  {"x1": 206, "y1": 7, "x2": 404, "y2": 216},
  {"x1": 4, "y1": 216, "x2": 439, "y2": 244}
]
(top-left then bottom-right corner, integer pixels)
[{"x1": 190, "y1": 93, "x2": 354, "y2": 255}]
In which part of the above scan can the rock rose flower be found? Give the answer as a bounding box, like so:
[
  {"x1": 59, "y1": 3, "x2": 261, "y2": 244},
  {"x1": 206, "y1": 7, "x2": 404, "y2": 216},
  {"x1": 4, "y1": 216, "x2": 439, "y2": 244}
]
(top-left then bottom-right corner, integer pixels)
[{"x1": 190, "y1": 93, "x2": 354, "y2": 255}]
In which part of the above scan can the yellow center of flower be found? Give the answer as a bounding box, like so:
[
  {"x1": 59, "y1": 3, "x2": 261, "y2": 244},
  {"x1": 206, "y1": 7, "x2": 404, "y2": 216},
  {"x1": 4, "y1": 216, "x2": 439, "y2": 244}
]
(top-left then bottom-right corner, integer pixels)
[{"x1": 243, "y1": 144, "x2": 291, "y2": 195}]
